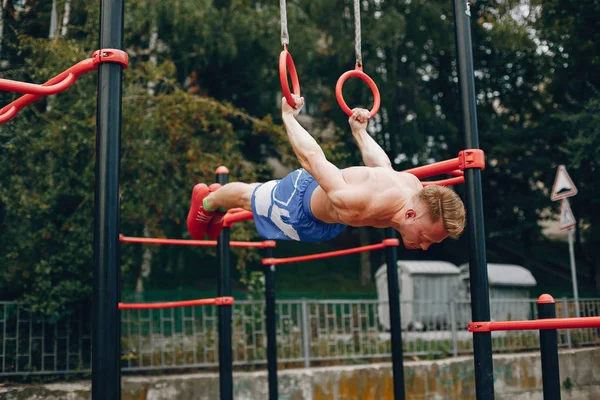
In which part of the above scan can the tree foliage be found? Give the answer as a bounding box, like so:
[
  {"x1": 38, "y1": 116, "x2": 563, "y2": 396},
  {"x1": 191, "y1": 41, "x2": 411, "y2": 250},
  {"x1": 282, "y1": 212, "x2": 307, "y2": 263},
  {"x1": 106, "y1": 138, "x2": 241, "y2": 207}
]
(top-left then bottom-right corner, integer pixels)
[{"x1": 1, "y1": 0, "x2": 599, "y2": 318}]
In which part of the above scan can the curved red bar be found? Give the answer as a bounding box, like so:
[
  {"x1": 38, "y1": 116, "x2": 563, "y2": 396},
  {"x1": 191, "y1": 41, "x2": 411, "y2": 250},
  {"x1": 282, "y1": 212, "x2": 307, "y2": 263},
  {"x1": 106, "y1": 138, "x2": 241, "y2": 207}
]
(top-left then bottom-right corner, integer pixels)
[
  {"x1": 279, "y1": 49, "x2": 301, "y2": 108},
  {"x1": 119, "y1": 235, "x2": 274, "y2": 248},
  {"x1": 0, "y1": 49, "x2": 128, "y2": 124},
  {"x1": 118, "y1": 296, "x2": 234, "y2": 310},
  {"x1": 0, "y1": 73, "x2": 77, "y2": 95},
  {"x1": 223, "y1": 210, "x2": 254, "y2": 227},
  {"x1": 335, "y1": 65, "x2": 381, "y2": 118},
  {"x1": 0, "y1": 58, "x2": 97, "y2": 124},
  {"x1": 262, "y1": 239, "x2": 398, "y2": 266},
  {"x1": 468, "y1": 316, "x2": 600, "y2": 333}
]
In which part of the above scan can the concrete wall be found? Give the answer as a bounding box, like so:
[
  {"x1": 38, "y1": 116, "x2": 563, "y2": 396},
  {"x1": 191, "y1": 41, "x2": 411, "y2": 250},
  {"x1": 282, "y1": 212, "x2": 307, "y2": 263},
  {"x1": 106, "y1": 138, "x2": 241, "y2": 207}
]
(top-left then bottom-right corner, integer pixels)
[{"x1": 2, "y1": 347, "x2": 599, "y2": 400}]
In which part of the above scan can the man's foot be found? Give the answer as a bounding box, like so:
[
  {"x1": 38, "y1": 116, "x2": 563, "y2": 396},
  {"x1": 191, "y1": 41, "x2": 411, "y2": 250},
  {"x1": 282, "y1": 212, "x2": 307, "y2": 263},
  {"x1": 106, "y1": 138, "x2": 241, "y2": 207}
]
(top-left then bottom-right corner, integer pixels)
[
  {"x1": 187, "y1": 183, "x2": 214, "y2": 240},
  {"x1": 206, "y1": 183, "x2": 226, "y2": 239}
]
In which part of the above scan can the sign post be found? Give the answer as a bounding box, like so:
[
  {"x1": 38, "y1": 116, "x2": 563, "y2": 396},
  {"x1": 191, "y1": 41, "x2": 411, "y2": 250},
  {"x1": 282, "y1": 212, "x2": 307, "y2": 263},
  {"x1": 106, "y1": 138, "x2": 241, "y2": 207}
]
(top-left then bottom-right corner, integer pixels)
[{"x1": 551, "y1": 165, "x2": 579, "y2": 317}]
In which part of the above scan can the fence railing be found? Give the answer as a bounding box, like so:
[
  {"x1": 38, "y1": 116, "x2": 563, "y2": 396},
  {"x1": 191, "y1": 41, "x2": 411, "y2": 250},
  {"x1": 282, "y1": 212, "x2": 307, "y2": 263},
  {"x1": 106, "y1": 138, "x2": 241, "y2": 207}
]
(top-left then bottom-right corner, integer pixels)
[{"x1": 1, "y1": 298, "x2": 600, "y2": 376}]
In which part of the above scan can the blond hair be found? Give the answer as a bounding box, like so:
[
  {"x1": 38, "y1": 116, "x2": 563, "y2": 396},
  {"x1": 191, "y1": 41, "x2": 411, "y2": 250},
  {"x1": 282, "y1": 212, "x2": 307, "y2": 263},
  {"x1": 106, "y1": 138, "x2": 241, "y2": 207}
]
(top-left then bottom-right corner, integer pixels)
[{"x1": 417, "y1": 185, "x2": 466, "y2": 239}]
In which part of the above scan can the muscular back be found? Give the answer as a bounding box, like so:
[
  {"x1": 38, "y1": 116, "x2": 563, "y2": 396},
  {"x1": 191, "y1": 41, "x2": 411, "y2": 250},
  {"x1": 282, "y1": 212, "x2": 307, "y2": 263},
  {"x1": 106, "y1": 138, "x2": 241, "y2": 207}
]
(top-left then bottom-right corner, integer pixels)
[{"x1": 310, "y1": 167, "x2": 423, "y2": 228}]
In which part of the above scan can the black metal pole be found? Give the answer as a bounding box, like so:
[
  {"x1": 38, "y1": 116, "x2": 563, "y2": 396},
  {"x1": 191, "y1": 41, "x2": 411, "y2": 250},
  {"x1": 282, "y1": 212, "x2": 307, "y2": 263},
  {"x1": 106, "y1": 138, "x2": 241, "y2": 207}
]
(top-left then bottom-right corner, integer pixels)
[
  {"x1": 385, "y1": 229, "x2": 405, "y2": 400},
  {"x1": 451, "y1": 0, "x2": 494, "y2": 398},
  {"x1": 92, "y1": 1, "x2": 124, "y2": 399},
  {"x1": 537, "y1": 294, "x2": 561, "y2": 400},
  {"x1": 216, "y1": 167, "x2": 233, "y2": 400},
  {"x1": 264, "y1": 248, "x2": 278, "y2": 400}
]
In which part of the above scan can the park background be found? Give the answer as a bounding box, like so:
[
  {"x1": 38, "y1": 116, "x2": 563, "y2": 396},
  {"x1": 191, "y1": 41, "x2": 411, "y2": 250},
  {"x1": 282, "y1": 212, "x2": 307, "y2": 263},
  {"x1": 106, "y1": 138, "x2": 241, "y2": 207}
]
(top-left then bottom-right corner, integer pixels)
[{"x1": 0, "y1": 0, "x2": 599, "y2": 386}]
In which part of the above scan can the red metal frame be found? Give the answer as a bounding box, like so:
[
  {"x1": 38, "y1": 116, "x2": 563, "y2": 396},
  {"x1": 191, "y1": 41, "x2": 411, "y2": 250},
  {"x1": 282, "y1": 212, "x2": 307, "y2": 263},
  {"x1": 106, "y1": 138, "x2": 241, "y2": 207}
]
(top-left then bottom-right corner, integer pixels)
[
  {"x1": 262, "y1": 238, "x2": 399, "y2": 266},
  {"x1": 335, "y1": 63, "x2": 381, "y2": 118},
  {"x1": 118, "y1": 296, "x2": 234, "y2": 310},
  {"x1": 0, "y1": 49, "x2": 128, "y2": 124},
  {"x1": 119, "y1": 235, "x2": 275, "y2": 249},
  {"x1": 223, "y1": 209, "x2": 254, "y2": 227},
  {"x1": 402, "y1": 149, "x2": 485, "y2": 187},
  {"x1": 468, "y1": 316, "x2": 600, "y2": 332},
  {"x1": 422, "y1": 177, "x2": 465, "y2": 187}
]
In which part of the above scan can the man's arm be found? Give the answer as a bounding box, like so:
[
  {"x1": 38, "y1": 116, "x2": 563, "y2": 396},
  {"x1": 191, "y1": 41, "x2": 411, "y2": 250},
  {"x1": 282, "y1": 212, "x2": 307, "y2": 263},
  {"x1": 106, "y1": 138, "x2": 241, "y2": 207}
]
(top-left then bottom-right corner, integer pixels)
[
  {"x1": 281, "y1": 96, "x2": 346, "y2": 194},
  {"x1": 349, "y1": 109, "x2": 393, "y2": 169}
]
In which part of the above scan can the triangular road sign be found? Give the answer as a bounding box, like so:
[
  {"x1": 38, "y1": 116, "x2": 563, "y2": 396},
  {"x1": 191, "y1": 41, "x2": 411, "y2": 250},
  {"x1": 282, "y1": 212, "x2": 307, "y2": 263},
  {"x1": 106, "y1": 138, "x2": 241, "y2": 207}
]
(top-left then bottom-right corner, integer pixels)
[
  {"x1": 551, "y1": 165, "x2": 578, "y2": 201},
  {"x1": 559, "y1": 199, "x2": 576, "y2": 230}
]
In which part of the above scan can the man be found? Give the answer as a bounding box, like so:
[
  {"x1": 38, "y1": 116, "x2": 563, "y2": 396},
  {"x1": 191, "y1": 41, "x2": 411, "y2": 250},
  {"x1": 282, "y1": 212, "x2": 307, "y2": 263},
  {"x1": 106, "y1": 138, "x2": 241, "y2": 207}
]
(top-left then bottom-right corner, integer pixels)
[{"x1": 187, "y1": 95, "x2": 465, "y2": 249}]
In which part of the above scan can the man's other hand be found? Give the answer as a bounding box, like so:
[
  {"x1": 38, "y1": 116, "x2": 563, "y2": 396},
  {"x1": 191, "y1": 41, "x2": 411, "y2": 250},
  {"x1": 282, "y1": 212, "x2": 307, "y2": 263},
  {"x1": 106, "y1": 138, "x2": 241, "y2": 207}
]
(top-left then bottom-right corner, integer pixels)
[
  {"x1": 349, "y1": 108, "x2": 369, "y2": 132},
  {"x1": 282, "y1": 95, "x2": 304, "y2": 117}
]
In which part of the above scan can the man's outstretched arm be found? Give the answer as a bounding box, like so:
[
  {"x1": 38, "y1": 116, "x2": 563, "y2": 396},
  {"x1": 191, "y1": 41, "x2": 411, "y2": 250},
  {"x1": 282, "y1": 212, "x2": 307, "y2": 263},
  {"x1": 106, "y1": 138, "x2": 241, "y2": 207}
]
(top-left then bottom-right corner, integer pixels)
[
  {"x1": 349, "y1": 108, "x2": 392, "y2": 169},
  {"x1": 281, "y1": 96, "x2": 346, "y2": 194}
]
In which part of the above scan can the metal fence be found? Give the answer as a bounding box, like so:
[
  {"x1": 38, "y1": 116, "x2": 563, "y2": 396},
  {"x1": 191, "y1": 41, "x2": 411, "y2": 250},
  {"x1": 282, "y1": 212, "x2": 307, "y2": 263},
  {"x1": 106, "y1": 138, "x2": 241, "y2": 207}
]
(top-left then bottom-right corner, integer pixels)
[{"x1": 2, "y1": 298, "x2": 600, "y2": 376}]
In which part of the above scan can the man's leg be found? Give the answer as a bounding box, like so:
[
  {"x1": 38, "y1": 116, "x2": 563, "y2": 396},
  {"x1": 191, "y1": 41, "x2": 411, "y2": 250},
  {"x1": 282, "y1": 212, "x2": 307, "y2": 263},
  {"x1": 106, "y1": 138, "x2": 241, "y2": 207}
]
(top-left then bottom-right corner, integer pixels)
[
  {"x1": 187, "y1": 181, "x2": 259, "y2": 240},
  {"x1": 204, "y1": 182, "x2": 260, "y2": 212}
]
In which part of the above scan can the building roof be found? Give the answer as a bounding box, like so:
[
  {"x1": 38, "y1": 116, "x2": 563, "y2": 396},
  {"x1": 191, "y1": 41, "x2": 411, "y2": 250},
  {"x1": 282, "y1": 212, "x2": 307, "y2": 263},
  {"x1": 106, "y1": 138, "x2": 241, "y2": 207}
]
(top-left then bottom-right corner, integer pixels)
[
  {"x1": 376, "y1": 261, "x2": 460, "y2": 278},
  {"x1": 459, "y1": 263, "x2": 537, "y2": 287}
]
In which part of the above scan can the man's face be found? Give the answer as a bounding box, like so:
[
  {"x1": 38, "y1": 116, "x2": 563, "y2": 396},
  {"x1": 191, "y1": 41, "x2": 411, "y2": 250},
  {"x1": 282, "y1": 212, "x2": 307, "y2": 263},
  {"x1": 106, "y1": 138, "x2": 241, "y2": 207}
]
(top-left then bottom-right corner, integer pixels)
[{"x1": 399, "y1": 213, "x2": 448, "y2": 250}]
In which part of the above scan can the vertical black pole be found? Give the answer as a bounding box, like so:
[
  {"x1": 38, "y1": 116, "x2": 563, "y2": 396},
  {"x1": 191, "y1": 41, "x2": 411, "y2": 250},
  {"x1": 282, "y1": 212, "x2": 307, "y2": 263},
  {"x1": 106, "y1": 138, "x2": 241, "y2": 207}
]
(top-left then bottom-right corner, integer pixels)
[
  {"x1": 216, "y1": 167, "x2": 233, "y2": 400},
  {"x1": 385, "y1": 229, "x2": 406, "y2": 400},
  {"x1": 451, "y1": 0, "x2": 494, "y2": 398},
  {"x1": 92, "y1": 1, "x2": 124, "y2": 399},
  {"x1": 537, "y1": 294, "x2": 561, "y2": 400},
  {"x1": 264, "y1": 248, "x2": 278, "y2": 400}
]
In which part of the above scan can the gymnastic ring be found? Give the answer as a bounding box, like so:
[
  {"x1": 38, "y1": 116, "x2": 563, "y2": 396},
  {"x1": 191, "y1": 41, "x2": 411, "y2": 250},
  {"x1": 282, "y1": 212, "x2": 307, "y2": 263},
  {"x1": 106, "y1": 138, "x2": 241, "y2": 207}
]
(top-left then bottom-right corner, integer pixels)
[
  {"x1": 279, "y1": 49, "x2": 301, "y2": 108},
  {"x1": 335, "y1": 64, "x2": 380, "y2": 118}
]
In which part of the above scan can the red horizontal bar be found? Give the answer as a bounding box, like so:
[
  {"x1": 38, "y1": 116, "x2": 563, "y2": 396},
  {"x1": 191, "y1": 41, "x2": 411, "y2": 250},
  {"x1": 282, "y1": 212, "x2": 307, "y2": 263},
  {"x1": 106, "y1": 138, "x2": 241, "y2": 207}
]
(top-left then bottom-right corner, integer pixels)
[
  {"x1": 403, "y1": 158, "x2": 460, "y2": 179},
  {"x1": 118, "y1": 296, "x2": 234, "y2": 310},
  {"x1": 262, "y1": 239, "x2": 399, "y2": 265},
  {"x1": 119, "y1": 235, "x2": 275, "y2": 248},
  {"x1": 468, "y1": 316, "x2": 600, "y2": 333},
  {"x1": 422, "y1": 176, "x2": 465, "y2": 187},
  {"x1": 223, "y1": 210, "x2": 254, "y2": 227}
]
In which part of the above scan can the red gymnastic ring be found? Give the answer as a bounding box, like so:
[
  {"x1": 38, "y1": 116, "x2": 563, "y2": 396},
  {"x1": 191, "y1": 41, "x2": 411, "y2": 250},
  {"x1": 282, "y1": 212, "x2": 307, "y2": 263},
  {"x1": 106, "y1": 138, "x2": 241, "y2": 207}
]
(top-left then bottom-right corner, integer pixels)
[
  {"x1": 279, "y1": 49, "x2": 301, "y2": 108},
  {"x1": 335, "y1": 64, "x2": 380, "y2": 118}
]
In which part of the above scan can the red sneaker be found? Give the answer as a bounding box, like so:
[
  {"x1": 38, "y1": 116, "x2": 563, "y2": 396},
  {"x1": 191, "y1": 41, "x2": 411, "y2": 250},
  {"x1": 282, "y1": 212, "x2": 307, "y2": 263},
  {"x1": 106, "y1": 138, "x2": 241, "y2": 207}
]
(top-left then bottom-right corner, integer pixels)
[
  {"x1": 186, "y1": 183, "x2": 214, "y2": 240},
  {"x1": 207, "y1": 183, "x2": 225, "y2": 239}
]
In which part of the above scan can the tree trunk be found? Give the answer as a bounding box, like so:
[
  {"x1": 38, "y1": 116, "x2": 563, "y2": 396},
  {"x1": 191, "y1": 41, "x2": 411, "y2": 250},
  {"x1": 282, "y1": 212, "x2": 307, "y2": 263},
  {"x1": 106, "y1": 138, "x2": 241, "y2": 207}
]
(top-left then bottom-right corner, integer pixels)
[
  {"x1": 0, "y1": 0, "x2": 8, "y2": 59},
  {"x1": 135, "y1": 224, "x2": 153, "y2": 297},
  {"x1": 359, "y1": 227, "x2": 371, "y2": 286},
  {"x1": 60, "y1": 0, "x2": 72, "y2": 38},
  {"x1": 136, "y1": 18, "x2": 159, "y2": 298},
  {"x1": 49, "y1": 0, "x2": 58, "y2": 39},
  {"x1": 147, "y1": 22, "x2": 159, "y2": 95}
]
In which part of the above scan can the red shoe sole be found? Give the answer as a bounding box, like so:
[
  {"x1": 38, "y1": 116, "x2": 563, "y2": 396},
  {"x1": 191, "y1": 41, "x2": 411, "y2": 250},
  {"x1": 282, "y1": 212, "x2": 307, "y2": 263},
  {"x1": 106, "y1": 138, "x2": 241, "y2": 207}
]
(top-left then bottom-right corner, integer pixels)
[
  {"x1": 186, "y1": 183, "x2": 213, "y2": 240},
  {"x1": 206, "y1": 183, "x2": 225, "y2": 239}
]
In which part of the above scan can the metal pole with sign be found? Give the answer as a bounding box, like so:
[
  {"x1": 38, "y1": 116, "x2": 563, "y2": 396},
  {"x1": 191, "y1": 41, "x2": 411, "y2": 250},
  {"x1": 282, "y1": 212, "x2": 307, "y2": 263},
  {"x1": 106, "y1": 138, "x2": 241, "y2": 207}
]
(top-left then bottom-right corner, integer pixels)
[{"x1": 551, "y1": 165, "x2": 579, "y2": 317}]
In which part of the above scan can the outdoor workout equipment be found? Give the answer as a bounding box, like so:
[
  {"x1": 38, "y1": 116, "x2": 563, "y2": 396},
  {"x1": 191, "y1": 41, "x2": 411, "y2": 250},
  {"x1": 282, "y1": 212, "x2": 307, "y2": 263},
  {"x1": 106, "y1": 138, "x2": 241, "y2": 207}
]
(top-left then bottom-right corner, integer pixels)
[
  {"x1": 0, "y1": 49, "x2": 129, "y2": 124},
  {"x1": 335, "y1": 0, "x2": 380, "y2": 118},
  {"x1": 0, "y1": 0, "x2": 506, "y2": 396},
  {"x1": 403, "y1": 149, "x2": 485, "y2": 187},
  {"x1": 119, "y1": 186, "x2": 275, "y2": 400},
  {"x1": 279, "y1": 0, "x2": 300, "y2": 108}
]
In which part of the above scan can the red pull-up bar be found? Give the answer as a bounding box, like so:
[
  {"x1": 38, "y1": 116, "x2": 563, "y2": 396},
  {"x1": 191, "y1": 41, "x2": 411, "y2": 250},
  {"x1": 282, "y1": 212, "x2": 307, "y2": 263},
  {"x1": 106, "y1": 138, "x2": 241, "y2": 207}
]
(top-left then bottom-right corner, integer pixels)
[
  {"x1": 119, "y1": 235, "x2": 276, "y2": 249},
  {"x1": 469, "y1": 316, "x2": 600, "y2": 332},
  {"x1": 262, "y1": 238, "x2": 399, "y2": 265},
  {"x1": 0, "y1": 49, "x2": 128, "y2": 124},
  {"x1": 403, "y1": 149, "x2": 485, "y2": 186},
  {"x1": 118, "y1": 296, "x2": 234, "y2": 310}
]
